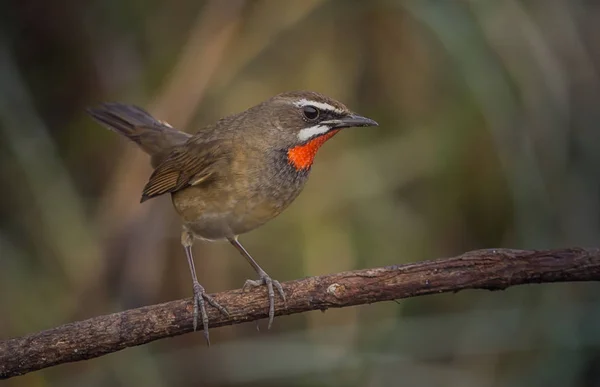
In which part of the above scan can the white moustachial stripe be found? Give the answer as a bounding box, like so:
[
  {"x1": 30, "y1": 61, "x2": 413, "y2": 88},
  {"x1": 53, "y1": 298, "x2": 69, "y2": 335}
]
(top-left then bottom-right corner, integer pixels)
[
  {"x1": 292, "y1": 99, "x2": 344, "y2": 115},
  {"x1": 297, "y1": 125, "x2": 330, "y2": 142}
]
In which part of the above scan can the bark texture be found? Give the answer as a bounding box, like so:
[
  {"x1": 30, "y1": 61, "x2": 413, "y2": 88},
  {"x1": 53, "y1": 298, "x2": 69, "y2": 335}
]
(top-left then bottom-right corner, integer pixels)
[{"x1": 2, "y1": 248, "x2": 599, "y2": 379}]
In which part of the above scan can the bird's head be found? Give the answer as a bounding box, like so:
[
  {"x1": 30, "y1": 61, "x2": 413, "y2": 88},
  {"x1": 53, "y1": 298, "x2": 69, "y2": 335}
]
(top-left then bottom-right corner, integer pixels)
[{"x1": 245, "y1": 90, "x2": 378, "y2": 171}]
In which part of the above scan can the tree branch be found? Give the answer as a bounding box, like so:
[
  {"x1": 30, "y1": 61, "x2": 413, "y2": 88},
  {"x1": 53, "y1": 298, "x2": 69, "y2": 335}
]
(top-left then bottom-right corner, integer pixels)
[{"x1": 2, "y1": 248, "x2": 600, "y2": 379}]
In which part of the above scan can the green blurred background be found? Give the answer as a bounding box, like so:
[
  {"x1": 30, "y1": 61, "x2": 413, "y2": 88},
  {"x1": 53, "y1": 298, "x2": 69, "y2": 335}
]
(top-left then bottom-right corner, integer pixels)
[{"x1": 2, "y1": 0, "x2": 600, "y2": 386}]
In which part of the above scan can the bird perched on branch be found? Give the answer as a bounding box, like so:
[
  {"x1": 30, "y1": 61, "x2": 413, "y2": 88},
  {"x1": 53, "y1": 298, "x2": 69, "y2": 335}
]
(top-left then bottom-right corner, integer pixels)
[{"x1": 88, "y1": 91, "x2": 378, "y2": 344}]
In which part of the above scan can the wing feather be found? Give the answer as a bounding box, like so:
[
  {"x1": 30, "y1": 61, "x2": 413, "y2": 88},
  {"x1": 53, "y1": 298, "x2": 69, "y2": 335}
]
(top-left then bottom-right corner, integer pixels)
[{"x1": 140, "y1": 141, "x2": 228, "y2": 202}]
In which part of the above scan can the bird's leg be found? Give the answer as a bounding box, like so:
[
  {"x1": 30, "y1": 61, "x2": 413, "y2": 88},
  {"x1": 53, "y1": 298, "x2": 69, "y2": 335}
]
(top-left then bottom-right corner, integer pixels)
[
  {"x1": 182, "y1": 228, "x2": 229, "y2": 345},
  {"x1": 227, "y1": 237, "x2": 285, "y2": 329}
]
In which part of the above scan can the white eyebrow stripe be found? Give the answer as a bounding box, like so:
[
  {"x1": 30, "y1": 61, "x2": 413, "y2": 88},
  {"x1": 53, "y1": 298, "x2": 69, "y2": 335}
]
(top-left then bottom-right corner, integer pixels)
[
  {"x1": 293, "y1": 99, "x2": 344, "y2": 114},
  {"x1": 297, "y1": 125, "x2": 330, "y2": 142}
]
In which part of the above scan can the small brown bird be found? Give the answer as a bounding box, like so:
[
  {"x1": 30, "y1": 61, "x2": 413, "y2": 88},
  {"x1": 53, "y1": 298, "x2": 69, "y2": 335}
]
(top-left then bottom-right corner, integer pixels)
[{"x1": 88, "y1": 91, "x2": 378, "y2": 343}]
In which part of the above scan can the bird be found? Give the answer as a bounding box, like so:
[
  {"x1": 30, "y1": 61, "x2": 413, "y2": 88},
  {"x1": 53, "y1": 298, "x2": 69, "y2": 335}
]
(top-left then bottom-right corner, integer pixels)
[{"x1": 87, "y1": 90, "x2": 378, "y2": 344}]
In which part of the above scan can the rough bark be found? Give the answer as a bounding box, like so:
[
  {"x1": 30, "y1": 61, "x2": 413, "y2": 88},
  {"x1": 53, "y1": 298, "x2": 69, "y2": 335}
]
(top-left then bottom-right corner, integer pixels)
[{"x1": 2, "y1": 248, "x2": 599, "y2": 379}]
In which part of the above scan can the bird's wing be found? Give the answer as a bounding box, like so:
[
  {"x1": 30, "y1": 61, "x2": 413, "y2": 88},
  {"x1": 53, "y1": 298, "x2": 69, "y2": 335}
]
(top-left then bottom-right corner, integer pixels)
[{"x1": 140, "y1": 140, "x2": 230, "y2": 202}]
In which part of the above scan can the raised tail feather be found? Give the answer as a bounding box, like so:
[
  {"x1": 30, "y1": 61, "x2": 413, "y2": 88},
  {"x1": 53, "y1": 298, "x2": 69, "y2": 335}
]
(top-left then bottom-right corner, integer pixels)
[{"x1": 87, "y1": 103, "x2": 191, "y2": 167}]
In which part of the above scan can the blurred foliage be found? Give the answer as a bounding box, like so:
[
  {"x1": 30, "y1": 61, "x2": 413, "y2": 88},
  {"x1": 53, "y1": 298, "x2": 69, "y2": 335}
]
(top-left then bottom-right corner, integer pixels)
[{"x1": 1, "y1": 0, "x2": 600, "y2": 386}]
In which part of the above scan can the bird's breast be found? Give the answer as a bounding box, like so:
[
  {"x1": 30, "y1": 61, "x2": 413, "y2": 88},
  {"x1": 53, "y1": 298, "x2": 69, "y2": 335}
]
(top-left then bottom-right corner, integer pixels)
[
  {"x1": 227, "y1": 149, "x2": 310, "y2": 232},
  {"x1": 172, "y1": 148, "x2": 310, "y2": 240}
]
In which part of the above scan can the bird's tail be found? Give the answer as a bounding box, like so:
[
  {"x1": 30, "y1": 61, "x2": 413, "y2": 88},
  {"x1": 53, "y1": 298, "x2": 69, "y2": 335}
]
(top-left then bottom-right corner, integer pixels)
[{"x1": 87, "y1": 103, "x2": 190, "y2": 167}]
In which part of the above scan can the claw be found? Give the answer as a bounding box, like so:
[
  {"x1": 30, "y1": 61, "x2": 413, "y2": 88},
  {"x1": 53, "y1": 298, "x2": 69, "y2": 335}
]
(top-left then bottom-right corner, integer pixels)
[
  {"x1": 227, "y1": 237, "x2": 285, "y2": 330},
  {"x1": 192, "y1": 281, "x2": 229, "y2": 345},
  {"x1": 243, "y1": 272, "x2": 285, "y2": 329}
]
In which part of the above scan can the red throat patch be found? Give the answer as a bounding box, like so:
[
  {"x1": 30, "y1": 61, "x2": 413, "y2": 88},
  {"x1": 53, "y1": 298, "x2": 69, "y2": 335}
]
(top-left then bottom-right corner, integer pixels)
[{"x1": 287, "y1": 129, "x2": 341, "y2": 170}]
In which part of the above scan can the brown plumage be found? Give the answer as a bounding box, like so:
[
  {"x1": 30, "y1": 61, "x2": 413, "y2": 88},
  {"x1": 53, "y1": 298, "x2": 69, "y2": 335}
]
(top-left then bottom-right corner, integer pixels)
[{"x1": 88, "y1": 91, "x2": 378, "y2": 344}]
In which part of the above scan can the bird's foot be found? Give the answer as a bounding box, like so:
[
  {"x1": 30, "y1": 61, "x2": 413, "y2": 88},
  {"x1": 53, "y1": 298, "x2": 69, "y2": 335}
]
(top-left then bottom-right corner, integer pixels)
[
  {"x1": 243, "y1": 271, "x2": 286, "y2": 329},
  {"x1": 192, "y1": 281, "x2": 229, "y2": 345}
]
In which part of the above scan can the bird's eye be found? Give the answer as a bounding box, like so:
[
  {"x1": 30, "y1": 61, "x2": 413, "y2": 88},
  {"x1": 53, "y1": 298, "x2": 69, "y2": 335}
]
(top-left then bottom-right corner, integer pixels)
[{"x1": 302, "y1": 105, "x2": 319, "y2": 121}]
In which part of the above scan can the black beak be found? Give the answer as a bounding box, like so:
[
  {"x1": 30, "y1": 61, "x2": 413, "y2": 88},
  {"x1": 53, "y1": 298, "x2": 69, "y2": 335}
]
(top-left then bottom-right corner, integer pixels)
[{"x1": 321, "y1": 113, "x2": 379, "y2": 129}]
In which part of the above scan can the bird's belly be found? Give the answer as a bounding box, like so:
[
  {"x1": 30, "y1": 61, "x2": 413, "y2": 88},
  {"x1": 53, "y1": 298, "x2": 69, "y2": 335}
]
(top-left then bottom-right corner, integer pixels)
[{"x1": 171, "y1": 185, "x2": 300, "y2": 240}]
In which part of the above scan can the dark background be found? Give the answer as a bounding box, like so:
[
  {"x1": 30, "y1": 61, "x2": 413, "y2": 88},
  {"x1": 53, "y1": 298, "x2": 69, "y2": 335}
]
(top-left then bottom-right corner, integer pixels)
[{"x1": 2, "y1": 0, "x2": 600, "y2": 386}]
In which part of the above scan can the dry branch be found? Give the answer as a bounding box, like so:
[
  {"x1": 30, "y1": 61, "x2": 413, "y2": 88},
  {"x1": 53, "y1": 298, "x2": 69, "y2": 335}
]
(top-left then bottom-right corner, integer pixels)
[{"x1": 2, "y1": 247, "x2": 600, "y2": 379}]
